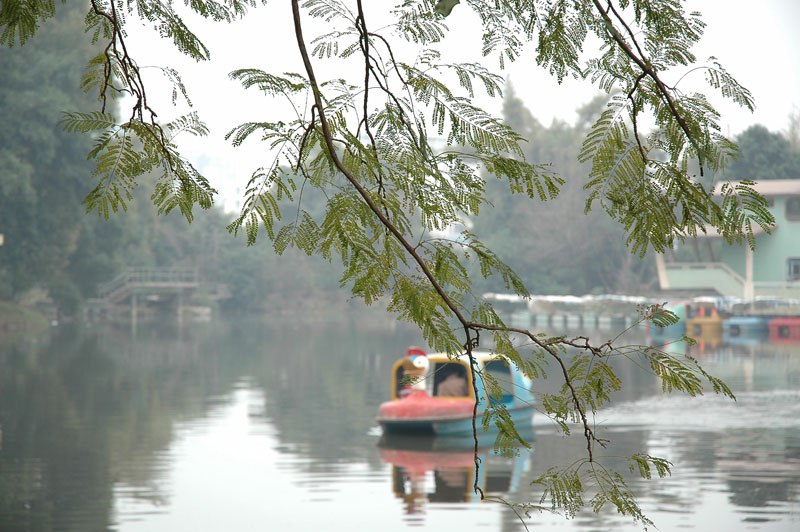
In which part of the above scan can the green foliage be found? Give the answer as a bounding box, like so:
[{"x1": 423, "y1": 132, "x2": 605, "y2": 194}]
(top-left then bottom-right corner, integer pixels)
[
  {"x1": 535, "y1": 0, "x2": 587, "y2": 82},
  {"x1": 483, "y1": 400, "x2": 532, "y2": 457},
  {"x1": 475, "y1": 89, "x2": 655, "y2": 295},
  {"x1": 60, "y1": 110, "x2": 215, "y2": 221},
  {"x1": 704, "y1": 57, "x2": 755, "y2": 112},
  {"x1": 567, "y1": 356, "x2": 621, "y2": 413},
  {"x1": 628, "y1": 453, "x2": 672, "y2": 481},
  {"x1": 534, "y1": 467, "x2": 585, "y2": 519},
  {"x1": 534, "y1": 456, "x2": 672, "y2": 528},
  {"x1": 433, "y1": 0, "x2": 459, "y2": 17},
  {"x1": 725, "y1": 124, "x2": 800, "y2": 181},
  {"x1": 579, "y1": 91, "x2": 773, "y2": 256},
  {"x1": 587, "y1": 466, "x2": 653, "y2": 528},
  {"x1": 643, "y1": 302, "x2": 679, "y2": 327},
  {"x1": 0, "y1": 0, "x2": 63, "y2": 46},
  {"x1": 1, "y1": 0, "x2": 768, "y2": 526},
  {"x1": 634, "y1": 344, "x2": 734, "y2": 399},
  {"x1": 0, "y1": 2, "x2": 125, "y2": 308},
  {"x1": 574, "y1": 4, "x2": 772, "y2": 255}
]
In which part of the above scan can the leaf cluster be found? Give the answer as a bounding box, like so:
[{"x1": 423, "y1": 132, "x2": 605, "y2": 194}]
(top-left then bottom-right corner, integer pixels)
[
  {"x1": 221, "y1": 23, "x2": 556, "y2": 355},
  {"x1": 534, "y1": 454, "x2": 671, "y2": 527},
  {"x1": 0, "y1": 0, "x2": 63, "y2": 46},
  {"x1": 61, "y1": 111, "x2": 215, "y2": 221},
  {"x1": 2, "y1": 0, "x2": 764, "y2": 527}
]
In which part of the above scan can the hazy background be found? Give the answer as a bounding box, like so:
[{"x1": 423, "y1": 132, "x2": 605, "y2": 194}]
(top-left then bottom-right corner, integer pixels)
[
  {"x1": 1, "y1": 3, "x2": 799, "y2": 531},
  {"x1": 122, "y1": 0, "x2": 800, "y2": 211},
  {"x1": 2, "y1": 0, "x2": 799, "y2": 317}
]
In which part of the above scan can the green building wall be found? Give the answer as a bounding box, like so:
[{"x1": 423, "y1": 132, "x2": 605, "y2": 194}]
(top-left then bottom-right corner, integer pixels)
[{"x1": 719, "y1": 195, "x2": 800, "y2": 283}]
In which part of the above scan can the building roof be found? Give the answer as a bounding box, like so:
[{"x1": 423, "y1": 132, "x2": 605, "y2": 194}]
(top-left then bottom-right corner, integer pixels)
[
  {"x1": 712, "y1": 179, "x2": 800, "y2": 196},
  {"x1": 694, "y1": 222, "x2": 773, "y2": 239}
]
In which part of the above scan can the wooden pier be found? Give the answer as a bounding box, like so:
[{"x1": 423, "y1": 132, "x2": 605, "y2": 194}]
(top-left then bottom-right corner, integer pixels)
[{"x1": 89, "y1": 267, "x2": 200, "y2": 327}]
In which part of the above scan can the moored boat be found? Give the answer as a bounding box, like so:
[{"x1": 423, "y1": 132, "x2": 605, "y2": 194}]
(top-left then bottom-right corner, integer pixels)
[
  {"x1": 768, "y1": 317, "x2": 800, "y2": 343},
  {"x1": 648, "y1": 300, "x2": 689, "y2": 341},
  {"x1": 376, "y1": 348, "x2": 534, "y2": 436},
  {"x1": 685, "y1": 302, "x2": 723, "y2": 338},
  {"x1": 723, "y1": 316, "x2": 770, "y2": 337}
]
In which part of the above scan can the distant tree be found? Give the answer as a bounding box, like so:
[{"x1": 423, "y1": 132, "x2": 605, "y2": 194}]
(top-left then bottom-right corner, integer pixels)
[
  {"x1": 475, "y1": 90, "x2": 655, "y2": 295},
  {"x1": 0, "y1": 3, "x2": 124, "y2": 311},
  {"x1": 726, "y1": 124, "x2": 800, "y2": 180},
  {"x1": 787, "y1": 109, "x2": 800, "y2": 152},
  {"x1": 1, "y1": 0, "x2": 775, "y2": 526}
]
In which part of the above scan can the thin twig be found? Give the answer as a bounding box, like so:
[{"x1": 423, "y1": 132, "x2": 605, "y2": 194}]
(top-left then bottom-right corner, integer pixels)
[
  {"x1": 590, "y1": 0, "x2": 704, "y2": 175},
  {"x1": 89, "y1": 0, "x2": 183, "y2": 178},
  {"x1": 291, "y1": 0, "x2": 603, "y2": 472},
  {"x1": 628, "y1": 72, "x2": 648, "y2": 163}
]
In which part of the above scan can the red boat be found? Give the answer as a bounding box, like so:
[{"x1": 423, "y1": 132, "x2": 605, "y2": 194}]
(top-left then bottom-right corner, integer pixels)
[{"x1": 768, "y1": 317, "x2": 800, "y2": 343}]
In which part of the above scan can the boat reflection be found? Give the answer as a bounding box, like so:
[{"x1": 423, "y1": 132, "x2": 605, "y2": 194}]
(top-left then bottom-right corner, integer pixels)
[
  {"x1": 377, "y1": 432, "x2": 532, "y2": 515},
  {"x1": 648, "y1": 329, "x2": 723, "y2": 356}
]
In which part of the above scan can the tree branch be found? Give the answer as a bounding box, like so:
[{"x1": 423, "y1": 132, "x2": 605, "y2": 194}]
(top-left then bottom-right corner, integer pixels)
[
  {"x1": 292, "y1": 0, "x2": 495, "y2": 493},
  {"x1": 89, "y1": 0, "x2": 185, "y2": 179},
  {"x1": 291, "y1": 0, "x2": 605, "y2": 469},
  {"x1": 291, "y1": 0, "x2": 469, "y2": 332},
  {"x1": 590, "y1": 0, "x2": 704, "y2": 175}
]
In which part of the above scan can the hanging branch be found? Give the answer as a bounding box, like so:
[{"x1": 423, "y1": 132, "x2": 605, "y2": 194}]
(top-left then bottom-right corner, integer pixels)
[
  {"x1": 88, "y1": 0, "x2": 184, "y2": 179},
  {"x1": 290, "y1": 0, "x2": 607, "y2": 478},
  {"x1": 589, "y1": 0, "x2": 704, "y2": 174},
  {"x1": 18, "y1": 0, "x2": 757, "y2": 522}
]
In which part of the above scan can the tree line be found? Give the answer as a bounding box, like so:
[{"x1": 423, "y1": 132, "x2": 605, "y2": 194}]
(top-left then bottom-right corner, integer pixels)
[
  {"x1": 0, "y1": 5, "x2": 339, "y2": 316},
  {"x1": 1, "y1": 5, "x2": 797, "y2": 317}
]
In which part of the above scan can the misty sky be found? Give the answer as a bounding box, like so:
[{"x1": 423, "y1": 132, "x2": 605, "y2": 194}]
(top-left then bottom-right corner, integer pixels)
[{"x1": 125, "y1": 0, "x2": 800, "y2": 212}]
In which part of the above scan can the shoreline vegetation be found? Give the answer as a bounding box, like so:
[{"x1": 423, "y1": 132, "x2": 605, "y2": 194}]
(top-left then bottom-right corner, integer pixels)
[
  {"x1": 0, "y1": 291, "x2": 402, "y2": 331},
  {"x1": 0, "y1": 302, "x2": 49, "y2": 337}
]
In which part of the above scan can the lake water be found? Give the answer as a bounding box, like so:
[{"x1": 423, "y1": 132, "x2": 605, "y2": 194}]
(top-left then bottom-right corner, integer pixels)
[{"x1": 0, "y1": 316, "x2": 798, "y2": 531}]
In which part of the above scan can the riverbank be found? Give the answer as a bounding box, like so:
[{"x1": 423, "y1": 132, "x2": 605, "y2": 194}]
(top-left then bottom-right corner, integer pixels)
[{"x1": 0, "y1": 301, "x2": 49, "y2": 337}]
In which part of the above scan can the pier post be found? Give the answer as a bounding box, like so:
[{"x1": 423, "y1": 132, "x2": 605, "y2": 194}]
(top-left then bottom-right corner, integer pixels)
[
  {"x1": 744, "y1": 245, "x2": 754, "y2": 300},
  {"x1": 177, "y1": 292, "x2": 184, "y2": 327},
  {"x1": 131, "y1": 292, "x2": 138, "y2": 334}
]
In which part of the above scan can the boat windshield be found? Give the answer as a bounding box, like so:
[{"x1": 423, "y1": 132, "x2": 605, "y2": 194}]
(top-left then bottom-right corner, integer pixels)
[
  {"x1": 483, "y1": 359, "x2": 514, "y2": 405},
  {"x1": 432, "y1": 362, "x2": 469, "y2": 397},
  {"x1": 394, "y1": 361, "x2": 423, "y2": 399}
]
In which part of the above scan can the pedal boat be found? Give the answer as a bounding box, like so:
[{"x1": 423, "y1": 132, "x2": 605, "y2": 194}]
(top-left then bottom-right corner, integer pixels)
[{"x1": 376, "y1": 348, "x2": 534, "y2": 436}]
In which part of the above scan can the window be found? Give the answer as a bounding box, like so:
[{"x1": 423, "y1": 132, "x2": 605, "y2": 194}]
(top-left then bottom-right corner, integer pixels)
[
  {"x1": 394, "y1": 359, "x2": 429, "y2": 398},
  {"x1": 788, "y1": 258, "x2": 800, "y2": 281},
  {"x1": 786, "y1": 196, "x2": 800, "y2": 221},
  {"x1": 484, "y1": 359, "x2": 514, "y2": 404},
  {"x1": 394, "y1": 363, "x2": 411, "y2": 398},
  {"x1": 433, "y1": 362, "x2": 469, "y2": 397}
]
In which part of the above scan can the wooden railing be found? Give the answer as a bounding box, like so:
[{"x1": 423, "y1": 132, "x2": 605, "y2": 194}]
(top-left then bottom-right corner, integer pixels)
[
  {"x1": 662, "y1": 262, "x2": 745, "y2": 297},
  {"x1": 99, "y1": 267, "x2": 198, "y2": 302}
]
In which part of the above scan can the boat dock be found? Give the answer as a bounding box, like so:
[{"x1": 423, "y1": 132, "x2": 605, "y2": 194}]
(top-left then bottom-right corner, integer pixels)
[
  {"x1": 86, "y1": 267, "x2": 201, "y2": 326},
  {"x1": 486, "y1": 293, "x2": 800, "y2": 346}
]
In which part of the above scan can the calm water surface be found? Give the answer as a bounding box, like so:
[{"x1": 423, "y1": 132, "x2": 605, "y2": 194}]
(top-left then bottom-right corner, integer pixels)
[{"x1": 0, "y1": 317, "x2": 798, "y2": 531}]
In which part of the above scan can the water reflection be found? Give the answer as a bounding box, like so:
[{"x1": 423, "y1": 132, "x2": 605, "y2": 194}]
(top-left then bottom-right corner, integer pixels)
[
  {"x1": 0, "y1": 321, "x2": 250, "y2": 532},
  {"x1": 378, "y1": 433, "x2": 531, "y2": 515},
  {"x1": 0, "y1": 318, "x2": 798, "y2": 531}
]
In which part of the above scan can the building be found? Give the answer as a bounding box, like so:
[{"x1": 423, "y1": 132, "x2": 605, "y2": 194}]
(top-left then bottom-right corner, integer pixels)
[{"x1": 655, "y1": 179, "x2": 800, "y2": 300}]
